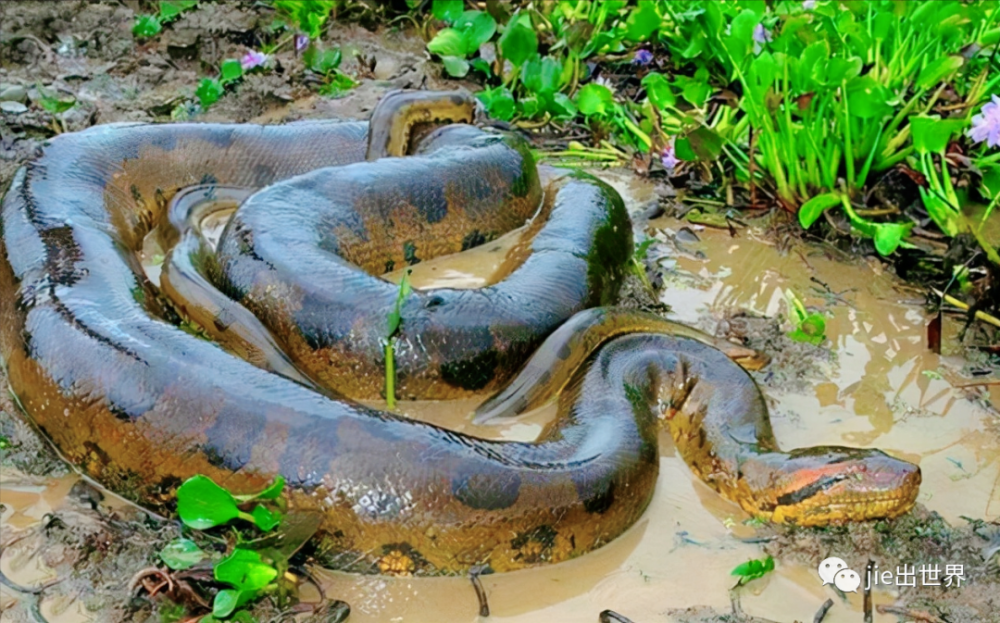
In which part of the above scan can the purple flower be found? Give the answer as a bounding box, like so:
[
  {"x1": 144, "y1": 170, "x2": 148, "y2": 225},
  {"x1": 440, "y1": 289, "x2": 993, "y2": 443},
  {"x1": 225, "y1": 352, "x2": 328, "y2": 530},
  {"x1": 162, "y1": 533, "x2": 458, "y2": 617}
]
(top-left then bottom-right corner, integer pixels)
[
  {"x1": 633, "y1": 49, "x2": 654, "y2": 66},
  {"x1": 661, "y1": 138, "x2": 678, "y2": 172},
  {"x1": 968, "y1": 94, "x2": 1000, "y2": 148},
  {"x1": 295, "y1": 34, "x2": 309, "y2": 52},
  {"x1": 753, "y1": 23, "x2": 773, "y2": 44},
  {"x1": 240, "y1": 49, "x2": 268, "y2": 71},
  {"x1": 803, "y1": 0, "x2": 817, "y2": 9}
]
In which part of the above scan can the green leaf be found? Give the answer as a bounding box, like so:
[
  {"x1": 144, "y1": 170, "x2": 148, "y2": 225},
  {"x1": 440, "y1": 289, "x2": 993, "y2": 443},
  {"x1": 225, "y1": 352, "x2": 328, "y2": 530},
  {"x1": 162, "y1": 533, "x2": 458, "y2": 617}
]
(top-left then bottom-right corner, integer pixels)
[
  {"x1": 731, "y1": 556, "x2": 775, "y2": 584},
  {"x1": 306, "y1": 47, "x2": 342, "y2": 74},
  {"x1": 318, "y1": 72, "x2": 356, "y2": 97},
  {"x1": 522, "y1": 55, "x2": 562, "y2": 94},
  {"x1": 195, "y1": 78, "x2": 223, "y2": 109},
  {"x1": 427, "y1": 28, "x2": 464, "y2": 57},
  {"x1": 476, "y1": 87, "x2": 515, "y2": 121},
  {"x1": 251, "y1": 505, "x2": 281, "y2": 532},
  {"x1": 624, "y1": 1, "x2": 659, "y2": 42},
  {"x1": 387, "y1": 270, "x2": 412, "y2": 337},
  {"x1": 213, "y1": 589, "x2": 241, "y2": 619},
  {"x1": 798, "y1": 193, "x2": 842, "y2": 228},
  {"x1": 253, "y1": 476, "x2": 285, "y2": 500},
  {"x1": 274, "y1": 0, "x2": 334, "y2": 39},
  {"x1": 546, "y1": 92, "x2": 577, "y2": 120},
  {"x1": 431, "y1": 0, "x2": 464, "y2": 23},
  {"x1": 576, "y1": 83, "x2": 614, "y2": 116},
  {"x1": 36, "y1": 90, "x2": 76, "y2": 114},
  {"x1": 159, "y1": 538, "x2": 207, "y2": 570},
  {"x1": 498, "y1": 19, "x2": 537, "y2": 67},
  {"x1": 132, "y1": 14, "x2": 162, "y2": 39},
  {"x1": 873, "y1": 222, "x2": 910, "y2": 256},
  {"x1": 825, "y1": 56, "x2": 862, "y2": 83},
  {"x1": 454, "y1": 10, "x2": 496, "y2": 55},
  {"x1": 910, "y1": 116, "x2": 966, "y2": 154},
  {"x1": 215, "y1": 549, "x2": 278, "y2": 592},
  {"x1": 675, "y1": 126, "x2": 723, "y2": 162},
  {"x1": 642, "y1": 73, "x2": 675, "y2": 109},
  {"x1": 159, "y1": 0, "x2": 197, "y2": 22},
  {"x1": 219, "y1": 59, "x2": 243, "y2": 84},
  {"x1": 916, "y1": 56, "x2": 964, "y2": 91},
  {"x1": 176, "y1": 475, "x2": 241, "y2": 529},
  {"x1": 441, "y1": 55, "x2": 470, "y2": 77}
]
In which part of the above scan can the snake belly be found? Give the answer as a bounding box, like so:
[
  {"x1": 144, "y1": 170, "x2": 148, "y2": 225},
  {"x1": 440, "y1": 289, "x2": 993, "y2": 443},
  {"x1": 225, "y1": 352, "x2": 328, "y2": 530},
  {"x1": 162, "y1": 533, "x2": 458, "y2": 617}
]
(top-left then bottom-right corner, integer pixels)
[{"x1": 0, "y1": 90, "x2": 919, "y2": 577}]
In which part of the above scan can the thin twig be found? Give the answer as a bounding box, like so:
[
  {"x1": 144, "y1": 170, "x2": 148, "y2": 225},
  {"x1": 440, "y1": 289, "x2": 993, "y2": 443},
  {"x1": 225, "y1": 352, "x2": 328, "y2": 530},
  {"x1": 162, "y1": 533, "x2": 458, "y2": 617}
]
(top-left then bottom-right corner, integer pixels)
[
  {"x1": 813, "y1": 598, "x2": 834, "y2": 623},
  {"x1": 599, "y1": 610, "x2": 636, "y2": 623},
  {"x1": 469, "y1": 565, "x2": 490, "y2": 617},
  {"x1": 875, "y1": 605, "x2": 946, "y2": 623},
  {"x1": 863, "y1": 559, "x2": 874, "y2": 623}
]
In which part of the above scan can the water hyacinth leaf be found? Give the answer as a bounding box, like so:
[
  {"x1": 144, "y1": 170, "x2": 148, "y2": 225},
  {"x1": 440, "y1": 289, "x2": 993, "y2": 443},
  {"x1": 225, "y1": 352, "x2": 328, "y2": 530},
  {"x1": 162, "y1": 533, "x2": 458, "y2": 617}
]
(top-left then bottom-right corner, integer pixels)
[
  {"x1": 427, "y1": 28, "x2": 464, "y2": 57},
  {"x1": 498, "y1": 18, "x2": 537, "y2": 67},
  {"x1": 195, "y1": 78, "x2": 223, "y2": 108},
  {"x1": 442, "y1": 56, "x2": 470, "y2": 77},
  {"x1": 642, "y1": 73, "x2": 675, "y2": 109},
  {"x1": 215, "y1": 549, "x2": 279, "y2": 592},
  {"x1": 845, "y1": 75, "x2": 890, "y2": 119},
  {"x1": 454, "y1": 11, "x2": 496, "y2": 55},
  {"x1": 625, "y1": 1, "x2": 659, "y2": 42},
  {"x1": 431, "y1": 0, "x2": 464, "y2": 23},
  {"x1": 158, "y1": 0, "x2": 197, "y2": 22},
  {"x1": 675, "y1": 126, "x2": 723, "y2": 162},
  {"x1": 576, "y1": 83, "x2": 614, "y2": 116},
  {"x1": 273, "y1": 0, "x2": 334, "y2": 40},
  {"x1": 522, "y1": 55, "x2": 562, "y2": 94},
  {"x1": 910, "y1": 116, "x2": 966, "y2": 154},
  {"x1": 916, "y1": 56, "x2": 964, "y2": 90},
  {"x1": 798, "y1": 193, "x2": 841, "y2": 228},
  {"x1": 683, "y1": 81, "x2": 712, "y2": 109},
  {"x1": 176, "y1": 475, "x2": 241, "y2": 529},
  {"x1": 306, "y1": 47, "x2": 341, "y2": 74},
  {"x1": 251, "y1": 505, "x2": 281, "y2": 532},
  {"x1": 477, "y1": 87, "x2": 515, "y2": 121},
  {"x1": 873, "y1": 222, "x2": 910, "y2": 256},
  {"x1": 213, "y1": 589, "x2": 242, "y2": 619},
  {"x1": 132, "y1": 14, "x2": 162, "y2": 39},
  {"x1": 825, "y1": 56, "x2": 862, "y2": 83},
  {"x1": 547, "y1": 92, "x2": 577, "y2": 120},
  {"x1": 252, "y1": 476, "x2": 285, "y2": 500},
  {"x1": 219, "y1": 59, "x2": 243, "y2": 85},
  {"x1": 159, "y1": 538, "x2": 207, "y2": 570}
]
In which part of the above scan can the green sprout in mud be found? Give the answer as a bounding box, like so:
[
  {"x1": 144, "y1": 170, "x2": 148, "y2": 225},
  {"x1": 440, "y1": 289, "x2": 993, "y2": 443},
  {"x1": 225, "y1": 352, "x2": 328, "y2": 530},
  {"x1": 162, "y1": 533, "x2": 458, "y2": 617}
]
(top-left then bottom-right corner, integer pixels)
[
  {"x1": 784, "y1": 289, "x2": 827, "y2": 346},
  {"x1": 157, "y1": 475, "x2": 307, "y2": 621},
  {"x1": 730, "y1": 555, "x2": 775, "y2": 587},
  {"x1": 385, "y1": 269, "x2": 413, "y2": 410}
]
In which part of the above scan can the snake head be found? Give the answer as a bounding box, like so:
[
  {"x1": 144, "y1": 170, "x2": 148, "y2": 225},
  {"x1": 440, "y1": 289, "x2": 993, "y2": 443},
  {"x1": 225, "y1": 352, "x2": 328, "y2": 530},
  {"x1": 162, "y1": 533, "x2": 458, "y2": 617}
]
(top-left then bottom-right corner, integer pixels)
[{"x1": 738, "y1": 447, "x2": 921, "y2": 526}]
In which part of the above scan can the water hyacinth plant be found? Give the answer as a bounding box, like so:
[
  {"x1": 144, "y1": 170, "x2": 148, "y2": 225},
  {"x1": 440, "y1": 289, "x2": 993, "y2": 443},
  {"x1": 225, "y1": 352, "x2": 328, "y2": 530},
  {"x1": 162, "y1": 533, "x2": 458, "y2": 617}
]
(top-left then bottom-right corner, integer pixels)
[{"x1": 421, "y1": 0, "x2": 999, "y2": 257}]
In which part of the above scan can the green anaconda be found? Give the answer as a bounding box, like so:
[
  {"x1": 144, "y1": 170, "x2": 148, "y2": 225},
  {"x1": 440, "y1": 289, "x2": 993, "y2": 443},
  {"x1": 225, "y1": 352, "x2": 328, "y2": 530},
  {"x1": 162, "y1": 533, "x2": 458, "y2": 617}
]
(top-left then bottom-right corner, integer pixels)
[{"x1": 0, "y1": 90, "x2": 920, "y2": 575}]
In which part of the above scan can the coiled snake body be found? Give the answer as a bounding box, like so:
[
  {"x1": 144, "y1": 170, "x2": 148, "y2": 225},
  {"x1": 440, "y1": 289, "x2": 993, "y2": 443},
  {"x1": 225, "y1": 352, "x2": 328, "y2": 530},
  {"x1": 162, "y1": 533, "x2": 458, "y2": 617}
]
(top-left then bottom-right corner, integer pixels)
[{"x1": 0, "y1": 91, "x2": 919, "y2": 575}]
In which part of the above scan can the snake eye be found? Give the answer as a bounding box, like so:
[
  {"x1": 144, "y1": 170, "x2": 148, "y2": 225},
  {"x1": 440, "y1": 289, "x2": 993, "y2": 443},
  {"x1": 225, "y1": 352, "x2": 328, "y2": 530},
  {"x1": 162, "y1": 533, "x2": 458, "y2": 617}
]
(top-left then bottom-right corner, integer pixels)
[{"x1": 425, "y1": 295, "x2": 445, "y2": 309}]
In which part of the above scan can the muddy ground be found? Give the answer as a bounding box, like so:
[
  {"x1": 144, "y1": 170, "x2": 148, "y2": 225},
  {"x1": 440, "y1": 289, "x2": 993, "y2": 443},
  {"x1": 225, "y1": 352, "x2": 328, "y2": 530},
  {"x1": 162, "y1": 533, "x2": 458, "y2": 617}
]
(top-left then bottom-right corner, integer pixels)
[{"x1": 1, "y1": 2, "x2": 999, "y2": 622}]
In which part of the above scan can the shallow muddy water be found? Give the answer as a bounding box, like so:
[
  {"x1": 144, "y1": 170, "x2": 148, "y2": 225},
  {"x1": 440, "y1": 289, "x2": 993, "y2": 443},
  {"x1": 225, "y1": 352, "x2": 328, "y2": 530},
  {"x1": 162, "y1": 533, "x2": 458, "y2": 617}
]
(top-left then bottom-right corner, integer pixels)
[{"x1": 3, "y1": 169, "x2": 999, "y2": 623}]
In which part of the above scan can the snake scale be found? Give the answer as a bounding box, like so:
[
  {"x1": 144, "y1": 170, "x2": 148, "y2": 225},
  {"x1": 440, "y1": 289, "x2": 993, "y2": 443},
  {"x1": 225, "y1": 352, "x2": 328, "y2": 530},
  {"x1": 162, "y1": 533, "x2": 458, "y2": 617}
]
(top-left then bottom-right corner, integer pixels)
[{"x1": 0, "y1": 90, "x2": 920, "y2": 575}]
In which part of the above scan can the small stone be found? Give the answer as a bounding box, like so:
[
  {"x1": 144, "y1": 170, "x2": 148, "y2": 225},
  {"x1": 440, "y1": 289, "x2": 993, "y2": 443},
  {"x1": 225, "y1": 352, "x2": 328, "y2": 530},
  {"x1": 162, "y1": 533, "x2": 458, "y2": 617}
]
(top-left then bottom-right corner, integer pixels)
[
  {"x1": 0, "y1": 85, "x2": 27, "y2": 103},
  {"x1": 0, "y1": 101, "x2": 28, "y2": 114}
]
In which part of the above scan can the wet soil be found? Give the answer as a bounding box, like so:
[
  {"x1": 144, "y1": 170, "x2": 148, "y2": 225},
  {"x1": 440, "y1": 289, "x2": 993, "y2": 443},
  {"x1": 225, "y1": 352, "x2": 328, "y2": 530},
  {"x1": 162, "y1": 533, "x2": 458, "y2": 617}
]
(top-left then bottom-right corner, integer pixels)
[{"x1": 2, "y1": 2, "x2": 1000, "y2": 622}]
